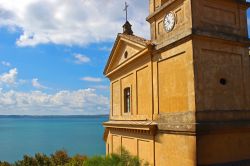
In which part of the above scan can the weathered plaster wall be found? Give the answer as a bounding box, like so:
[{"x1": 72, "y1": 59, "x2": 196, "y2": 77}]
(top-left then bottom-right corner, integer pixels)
[
  {"x1": 193, "y1": 37, "x2": 250, "y2": 111},
  {"x1": 192, "y1": 0, "x2": 248, "y2": 37},
  {"x1": 155, "y1": 40, "x2": 195, "y2": 114},
  {"x1": 110, "y1": 53, "x2": 153, "y2": 120},
  {"x1": 107, "y1": 129, "x2": 154, "y2": 165},
  {"x1": 155, "y1": 133, "x2": 196, "y2": 166},
  {"x1": 197, "y1": 132, "x2": 250, "y2": 165}
]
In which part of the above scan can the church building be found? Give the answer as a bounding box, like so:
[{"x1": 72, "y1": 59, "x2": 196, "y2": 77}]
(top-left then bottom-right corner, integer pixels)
[{"x1": 103, "y1": 0, "x2": 250, "y2": 165}]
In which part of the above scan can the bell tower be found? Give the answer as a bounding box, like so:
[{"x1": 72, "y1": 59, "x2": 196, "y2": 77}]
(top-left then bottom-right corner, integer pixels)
[
  {"x1": 103, "y1": 0, "x2": 250, "y2": 165},
  {"x1": 148, "y1": 0, "x2": 193, "y2": 49},
  {"x1": 147, "y1": 0, "x2": 250, "y2": 165}
]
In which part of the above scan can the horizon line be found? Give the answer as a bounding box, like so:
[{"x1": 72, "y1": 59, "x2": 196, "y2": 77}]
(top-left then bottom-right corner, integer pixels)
[{"x1": 0, "y1": 114, "x2": 109, "y2": 117}]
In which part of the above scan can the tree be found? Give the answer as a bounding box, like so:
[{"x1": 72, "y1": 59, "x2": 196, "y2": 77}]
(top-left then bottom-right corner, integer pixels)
[{"x1": 50, "y1": 150, "x2": 70, "y2": 166}]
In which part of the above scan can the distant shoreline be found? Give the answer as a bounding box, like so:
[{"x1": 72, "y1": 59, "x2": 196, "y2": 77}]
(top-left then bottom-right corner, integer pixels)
[{"x1": 0, "y1": 115, "x2": 109, "y2": 118}]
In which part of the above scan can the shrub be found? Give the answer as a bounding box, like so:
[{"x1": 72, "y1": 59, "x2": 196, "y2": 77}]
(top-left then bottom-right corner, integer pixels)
[
  {"x1": 12, "y1": 150, "x2": 87, "y2": 166},
  {"x1": 83, "y1": 156, "x2": 105, "y2": 166},
  {"x1": 51, "y1": 150, "x2": 70, "y2": 166},
  {"x1": 34, "y1": 153, "x2": 51, "y2": 166},
  {"x1": 15, "y1": 155, "x2": 38, "y2": 166},
  {"x1": 84, "y1": 148, "x2": 141, "y2": 166},
  {"x1": 0, "y1": 161, "x2": 11, "y2": 166},
  {"x1": 0, "y1": 149, "x2": 144, "y2": 166},
  {"x1": 66, "y1": 154, "x2": 87, "y2": 166}
]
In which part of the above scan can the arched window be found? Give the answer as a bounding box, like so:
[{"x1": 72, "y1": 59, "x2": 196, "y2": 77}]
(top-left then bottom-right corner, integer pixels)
[{"x1": 124, "y1": 87, "x2": 131, "y2": 113}]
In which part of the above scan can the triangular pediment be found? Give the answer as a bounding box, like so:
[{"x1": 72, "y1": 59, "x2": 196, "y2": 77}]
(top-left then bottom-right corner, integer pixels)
[{"x1": 104, "y1": 34, "x2": 148, "y2": 75}]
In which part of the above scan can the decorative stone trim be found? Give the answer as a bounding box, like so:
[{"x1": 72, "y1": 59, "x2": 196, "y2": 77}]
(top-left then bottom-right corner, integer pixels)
[
  {"x1": 156, "y1": 110, "x2": 250, "y2": 133},
  {"x1": 109, "y1": 127, "x2": 155, "y2": 136},
  {"x1": 156, "y1": 111, "x2": 196, "y2": 132},
  {"x1": 103, "y1": 120, "x2": 158, "y2": 136},
  {"x1": 104, "y1": 110, "x2": 250, "y2": 135},
  {"x1": 196, "y1": 110, "x2": 250, "y2": 122},
  {"x1": 157, "y1": 112, "x2": 195, "y2": 123}
]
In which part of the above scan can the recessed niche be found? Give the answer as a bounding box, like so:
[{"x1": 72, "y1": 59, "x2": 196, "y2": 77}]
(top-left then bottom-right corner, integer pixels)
[
  {"x1": 220, "y1": 78, "x2": 227, "y2": 85},
  {"x1": 124, "y1": 51, "x2": 128, "y2": 59}
]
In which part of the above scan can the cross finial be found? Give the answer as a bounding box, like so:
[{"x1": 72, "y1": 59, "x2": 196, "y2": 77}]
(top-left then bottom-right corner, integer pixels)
[
  {"x1": 123, "y1": 2, "x2": 129, "y2": 21},
  {"x1": 122, "y1": 1, "x2": 133, "y2": 35}
]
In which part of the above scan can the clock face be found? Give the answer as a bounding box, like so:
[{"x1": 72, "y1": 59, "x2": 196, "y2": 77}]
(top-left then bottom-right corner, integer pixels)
[{"x1": 164, "y1": 12, "x2": 175, "y2": 32}]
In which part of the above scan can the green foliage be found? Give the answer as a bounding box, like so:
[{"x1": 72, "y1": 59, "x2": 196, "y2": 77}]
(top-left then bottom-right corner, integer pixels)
[
  {"x1": 66, "y1": 154, "x2": 87, "y2": 166},
  {"x1": 83, "y1": 156, "x2": 105, "y2": 166},
  {"x1": 0, "y1": 148, "x2": 144, "y2": 166},
  {"x1": 120, "y1": 148, "x2": 140, "y2": 166},
  {"x1": 34, "y1": 153, "x2": 51, "y2": 166},
  {"x1": 0, "y1": 161, "x2": 11, "y2": 166},
  {"x1": 51, "y1": 150, "x2": 70, "y2": 166},
  {"x1": 11, "y1": 150, "x2": 87, "y2": 166},
  {"x1": 15, "y1": 155, "x2": 38, "y2": 166},
  {"x1": 84, "y1": 148, "x2": 141, "y2": 166}
]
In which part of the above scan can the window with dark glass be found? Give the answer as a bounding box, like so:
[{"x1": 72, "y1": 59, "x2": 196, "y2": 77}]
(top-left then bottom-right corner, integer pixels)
[
  {"x1": 124, "y1": 87, "x2": 131, "y2": 113},
  {"x1": 124, "y1": 51, "x2": 128, "y2": 59}
]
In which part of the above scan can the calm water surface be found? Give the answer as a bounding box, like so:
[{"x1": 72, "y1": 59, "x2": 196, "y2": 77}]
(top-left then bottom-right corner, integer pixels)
[{"x1": 0, "y1": 115, "x2": 108, "y2": 163}]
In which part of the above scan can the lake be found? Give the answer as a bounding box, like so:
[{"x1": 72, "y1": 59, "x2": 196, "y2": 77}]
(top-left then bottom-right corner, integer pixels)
[{"x1": 0, "y1": 115, "x2": 108, "y2": 163}]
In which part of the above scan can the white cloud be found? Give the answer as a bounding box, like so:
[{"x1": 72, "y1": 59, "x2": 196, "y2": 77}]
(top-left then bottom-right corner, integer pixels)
[
  {"x1": 81, "y1": 77, "x2": 102, "y2": 82},
  {"x1": 32, "y1": 78, "x2": 48, "y2": 89},
  {"x1": 73, "y1": 54, "x2": 90, "y2": 64},
  {"x1": 1, "y1": 61, "x2": 11, "y2": 67},
  {"x1": 0, "y1": 69, "x2": 109, "y2": 115},
  {"x1": 92, "y1": 85, "x2": 109, "y2": 90},
  {"x1": 98, "y1": 46, "x2": 112, "y2": 52},
  {"x1": 0, "y1": 0, "x2": 149, "y2": 47},
  {"x1": 0, "y1": 88, "x2": 109, "y2": 115},
  {"x1": 0, "y1": 68, "x2": 18, "y2": 85},
  {"x1": 0, "y1": 68, "x2": 28, "y2": 88}
]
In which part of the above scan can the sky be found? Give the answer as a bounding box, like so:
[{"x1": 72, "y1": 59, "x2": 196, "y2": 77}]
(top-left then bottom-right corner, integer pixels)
[
  {"x1": 0, "y1": 1, "x2": 250, "y2": 115},
  {"x1": 0, "y1": 0, "x2": 149, "y2": 115}
]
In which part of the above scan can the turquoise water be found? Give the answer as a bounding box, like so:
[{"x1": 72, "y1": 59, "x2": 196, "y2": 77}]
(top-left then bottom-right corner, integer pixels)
[{"x1": 0, "y1": 115, "x2": 108, "y2": 163}]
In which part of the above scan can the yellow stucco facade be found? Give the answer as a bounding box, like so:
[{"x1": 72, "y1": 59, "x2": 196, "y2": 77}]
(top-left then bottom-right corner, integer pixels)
[{"x1": 103, "y1": 0, "x2": 250, "y2": 165}]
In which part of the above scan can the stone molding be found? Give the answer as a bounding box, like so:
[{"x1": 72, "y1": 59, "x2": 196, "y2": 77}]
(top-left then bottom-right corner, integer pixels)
[
  {"x1": 104, "y1": 110, "x2": 250, "y2": 135},
  {"x1": 103, "y1": 120, "x2": 158, "y2": 136},
  {"x1": 146, "y1": 0, "x2": 250, "y2": 22},
  {"x1": 156, "y1": 110, "x2": 250, "y2": 133},
  {"x1": 192, "y1": 28, "x2": 250, "y2": 45},
  {"x1": 155, "y1": 28, "x2": 250, "y2": 52},
  {"x1": 156, "y1": 111, "x2": 196, "y2": 132},
  {"x1": 196, "y1": 110, "x2": 250, "y2": 122}
]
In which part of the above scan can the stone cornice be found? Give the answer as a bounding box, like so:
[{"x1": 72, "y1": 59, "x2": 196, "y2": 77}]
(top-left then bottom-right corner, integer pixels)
[
  {"x1": 146, "y1": 0, "x2": 176, "y2": 22},
  {"x1": 154, "y1": 28, "x2": 250, "y2": 52},
  {"x1": 192, "y1": 29, "x2": 250, "y2": 46},
  {"x1": 196, "y1": 110, "x2": 250, "y2": 122},
  {"x1": 146, "y1": 0, "x2": 250, "y2": 22},
  {"x1": 105, "y1": 47, "x2": 152, "y2": 78},
  {"x1": 103, "y1": 120, "x2": 158, "y2": 136},
  {"x1": 103, "y1": 33, "x2": 150, "y2": 76}
]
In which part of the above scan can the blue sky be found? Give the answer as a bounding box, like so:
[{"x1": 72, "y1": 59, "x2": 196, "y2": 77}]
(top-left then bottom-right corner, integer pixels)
[
  {"x1": 0, "y1": 27, "x2": 111, "y2": 93},
  {"x1": 0, "y1": 1, "x2": 249, "y2": 115},
  {"x1": 0, "y1": 0, "x2": 149, "y2": 115}
]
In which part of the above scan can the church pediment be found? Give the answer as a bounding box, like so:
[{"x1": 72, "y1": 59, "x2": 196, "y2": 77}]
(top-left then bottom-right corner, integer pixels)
[{"x1": 104, "y1": 34, "x2": 149, "y2": 76}]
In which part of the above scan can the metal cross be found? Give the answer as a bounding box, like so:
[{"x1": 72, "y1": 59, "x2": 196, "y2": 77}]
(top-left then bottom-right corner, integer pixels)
[{"x1": 123, "y1": 2, "x2": 129, "y2": 21}]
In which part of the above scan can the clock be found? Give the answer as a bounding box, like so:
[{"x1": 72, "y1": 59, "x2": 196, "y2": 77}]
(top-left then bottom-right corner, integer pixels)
[{"x1": 164, "y1": 12, "x2": 176, "y2": 32}]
